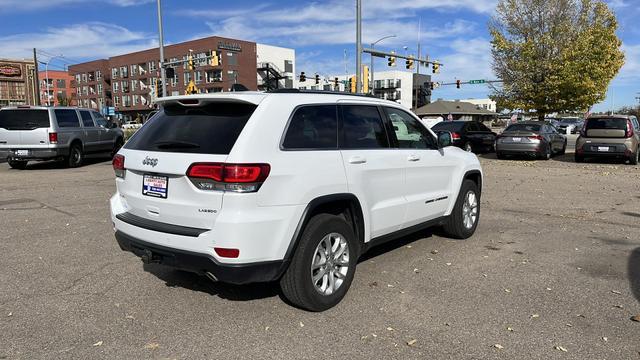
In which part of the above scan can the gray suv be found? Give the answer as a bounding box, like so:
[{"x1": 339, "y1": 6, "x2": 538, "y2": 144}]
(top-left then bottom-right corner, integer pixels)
[{"x1": 0, "y1": 106, "x2": 124, "y2": 169}]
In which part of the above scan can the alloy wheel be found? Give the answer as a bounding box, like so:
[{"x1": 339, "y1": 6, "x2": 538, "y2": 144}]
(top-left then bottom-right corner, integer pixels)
[
  {"x1": 310, "y1": 232, "x2": 349, "y2": 295},
  {"x1": 462, "y1": 190, "x2": 478, "y2": 229}
]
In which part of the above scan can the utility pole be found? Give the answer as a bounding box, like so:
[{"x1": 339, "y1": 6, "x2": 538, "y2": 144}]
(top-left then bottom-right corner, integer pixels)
[
  {"x1": 33, "y1": 48, "x2": 40, "y2": 106},
  {"x1": 415, "y1": 19, "x2": 421, "y2": 110},
  {"x1": 355, "y1": 0, "x2": 362, "y2": 93},
  {"x1": 156, "y1": 0, "x2": 167, "y2": 98}
]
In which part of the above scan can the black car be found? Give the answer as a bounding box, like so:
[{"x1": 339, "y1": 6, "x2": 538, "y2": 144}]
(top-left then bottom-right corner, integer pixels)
[{"x1": 431, "y1": 121, "x2": 497, "y2": 153}]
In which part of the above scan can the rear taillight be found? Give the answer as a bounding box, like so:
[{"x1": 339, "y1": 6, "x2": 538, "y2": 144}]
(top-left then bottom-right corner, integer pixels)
[
  {"x1": 187, "y1": 163, "x2": 270, "y2": 193},
  {"x1": 112, "y1": 154, "x2": 125, "y2": 178},
  {"x1": 48, "y1": 132, "x2": 58, "y2": 144},
  {"x1": 214, "y1": 247, "x2": 240, "y2": 258},
  {"x1": 528, "y1": 135, "x2": 543, "y2": 141},
  {"x1": 451, "y1": 132, "x2": 461, "y2": 140},
  {"x1": 626, "y1": 119, "x2": 634, "y2": 138}
]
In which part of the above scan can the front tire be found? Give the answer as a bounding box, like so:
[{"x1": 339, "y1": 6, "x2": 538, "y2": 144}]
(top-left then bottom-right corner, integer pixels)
[
  {"x1": 280, "y1": 214, "x2": 358, "y2": 312},
  {"x1": 8, "y1": 159, "x2": 28, "y2": 169},
  {"x1": 66, "y1": 143, "x2": 83, "y2": 168},
  {"x1": 443, "y1": 179, "x2": 480, "y2": 239},
  {"x1": 558, "y1": 141, "x2": 567, "y2": 155},
  {"x1": 540, "y1": 144, "x2": 551, "y2": 160},
  {"x1": 464, "y1": 142, "x2": 473, "y2": 152}
]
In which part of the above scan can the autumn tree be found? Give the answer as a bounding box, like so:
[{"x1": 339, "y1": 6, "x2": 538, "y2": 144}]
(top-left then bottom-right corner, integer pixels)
[{"x1": 489, "y1": 0, "x2": 624, "y2": 120}]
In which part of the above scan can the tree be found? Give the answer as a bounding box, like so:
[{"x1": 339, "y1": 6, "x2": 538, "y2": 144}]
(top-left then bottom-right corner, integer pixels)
[{"x1": 489, "y1": 0, "x2": 624, "y2": 120}]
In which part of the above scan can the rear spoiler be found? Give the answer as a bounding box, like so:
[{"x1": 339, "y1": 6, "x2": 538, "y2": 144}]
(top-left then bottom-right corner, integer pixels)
[{"x1": 155, "y1": 93, "x2": 267, "y2": 107}]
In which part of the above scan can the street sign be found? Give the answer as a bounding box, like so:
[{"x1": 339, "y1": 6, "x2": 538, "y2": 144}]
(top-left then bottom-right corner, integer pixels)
[{"x1": 469, "y1": 79, "x2": 486, "y2": 84}]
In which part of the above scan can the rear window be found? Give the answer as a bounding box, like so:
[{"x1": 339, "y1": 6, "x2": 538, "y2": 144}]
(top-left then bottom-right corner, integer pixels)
[
  {"x1": 431, "y1": 122, "x2": 465, "y2": 132},
  {"x1": 0, "y1": 109, "x2": 50, "y2": 130},
  {"x1": 586, "y1": 118, "x2": 627, "y2": 130},
  {"x1": 505, "y1": 124, "x2": 541, "y2": 132},
  {"x1": 125, "y1": 102, "x2": 256, "y2": 154},
  {"x1": 282, "y1": 105, "x2": 338, "y2": 149},
  {"x1": 54, "y1": 110, "x2": 80, "y2": 128}
]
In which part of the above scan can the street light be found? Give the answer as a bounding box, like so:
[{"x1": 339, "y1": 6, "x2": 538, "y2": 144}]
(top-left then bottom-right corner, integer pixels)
[
  {"x1": 156, "y1": 0, "x2": 167, "y2": 99},
  {"x1": 39, "y1": 54, "x2": 63, "y2": 106},
  {"x1": 370, "y1": 34, "x2": 397, "y2": 95}
]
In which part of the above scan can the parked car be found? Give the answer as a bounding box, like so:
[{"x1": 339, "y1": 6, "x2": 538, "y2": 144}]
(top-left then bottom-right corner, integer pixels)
[
  {"x1": 110, "y1": 90, "x2": 483, "y2": 311},
  {"x1": 556, "y1": 117, "x2": 584, "y2": 134},
  {"x1": 495, "y1": 121, "x2": 567, "y2": 160},
  {"x1": 0, "y1": 106, "x2": 124, "y2": 169},
  {"x1": 575, "y1": 115, "x2": 639, "y2": 165},
  {"x1": 431, "y1": 120, "x2": 497, "y2": 153}
]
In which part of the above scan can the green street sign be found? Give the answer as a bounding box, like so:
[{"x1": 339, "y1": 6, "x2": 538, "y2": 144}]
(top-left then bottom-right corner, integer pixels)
[{"x1": 469, "y1": 79, "x2": 486, "y2": 84}]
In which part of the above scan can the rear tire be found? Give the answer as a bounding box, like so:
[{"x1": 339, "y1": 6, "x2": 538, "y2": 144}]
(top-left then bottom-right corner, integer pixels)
[
  {"x1": 66, "y1": 143, "x2": 83, "y2": 168},
  {"x1": 280, "y1": 214, "x2": 358, "y2": 312},
  {"x1": 540, "y1": 145, "x2": 551, "y2": 160},
  {"x1": 443, "y1": 179, "x2": 480, "y2": 239},
  {"x1": 575, "y1": 154, "x2": 584, "y2": 163},
  {"x1": 559, "y1": 141, "x2": 567, "y2": 155},
  {"x1": 8, "y1": 159, "x2": 28, "y2": 169}
]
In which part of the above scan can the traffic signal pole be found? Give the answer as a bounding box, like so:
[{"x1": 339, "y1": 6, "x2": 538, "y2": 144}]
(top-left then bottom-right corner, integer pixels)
[
  {"x1": 156, "y1": 0, "x2": 167, "y2": 98},
  {"x1": 356, "y1": 0, "x2": 362, "y2": 93}
]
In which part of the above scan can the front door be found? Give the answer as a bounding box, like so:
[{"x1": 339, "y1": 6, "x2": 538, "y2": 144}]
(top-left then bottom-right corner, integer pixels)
[
  {"x1": 93, "y1": 112, "x2": 116, "y2": 151},
  {"x1": 79, "y1": 110, "x2": 100, "y2": 153}
]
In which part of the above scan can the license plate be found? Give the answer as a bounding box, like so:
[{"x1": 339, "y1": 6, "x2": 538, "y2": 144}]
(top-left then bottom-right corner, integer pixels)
[
  {"x1": 15, "y1": 150, "x2": 29, "y2": 156},
  {"x1": 511, "y1": 137, "x2": 522, "y2": 142},
  {"x1": 597, "y1": 146, "x2": 609, "y2": 152},
  {"x1": 143, "y1": 175, "x2": 168, "y2": 199}
]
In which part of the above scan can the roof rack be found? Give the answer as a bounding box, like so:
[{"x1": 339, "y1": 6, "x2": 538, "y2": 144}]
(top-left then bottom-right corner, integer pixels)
[{"x1": 267, "y1": 89, "x2": 376, "y2": 98}]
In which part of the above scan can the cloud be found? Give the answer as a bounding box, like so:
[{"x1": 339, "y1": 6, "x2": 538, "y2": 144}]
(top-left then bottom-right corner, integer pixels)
[
  {"x1": 0, "y1": 22, "x2": 156, "y2": 61},
  {"x1": 0, "y1": 0, "x2": 152, "y2": 11}
]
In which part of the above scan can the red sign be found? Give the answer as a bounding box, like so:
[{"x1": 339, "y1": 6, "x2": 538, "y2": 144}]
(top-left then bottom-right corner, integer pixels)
[{"x1": 0, "y1": 64, "x2": 22, "y2": 78}]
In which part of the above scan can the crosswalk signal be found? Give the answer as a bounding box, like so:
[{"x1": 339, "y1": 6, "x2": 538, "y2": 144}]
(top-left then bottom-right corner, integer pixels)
[
  {"x1": 315, "y1": 74, "x2": 320, "y2": 85},
  {"x1": 432, "y1": 62, "x2": 440, "y2": 74},
  {"x1": 388, "y1": 52, "x2": 396, "y2": 67},
  {"x1": 456, "y1": 79, "x2": 461, "y2": 89},
  {"x1": 405, "y1": 56, "x2": 414, "y2": 70},
  {"x1": 299, "y1": 72, "x2": 306, "y2": 82}
]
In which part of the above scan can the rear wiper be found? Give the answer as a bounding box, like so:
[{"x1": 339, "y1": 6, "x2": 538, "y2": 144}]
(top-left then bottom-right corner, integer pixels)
[{"x1": 152, "y1": 140, "x2": 200, "y2": 149}]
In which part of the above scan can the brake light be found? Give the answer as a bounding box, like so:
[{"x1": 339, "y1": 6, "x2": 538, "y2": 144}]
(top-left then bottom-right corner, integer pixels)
[
  {"x1": 451, "y1": 132, "x2": 461, "y2": 140},
  {"x1": 214, "y1": 247, "x2": 240, "y2": 258},
  {"x1": 528, "y1": 135, "x2": 543, "y2": 141},
  {"x1": 626, "y1": 119, "x2": 634, "y2": 138},
  {"x1": 112, "y1": 154, "x2": 125, "y2": 178},
  {"x1": 48, "y1": 132, "x2": 58, "y2": 144},
  {"x1": 187, "y1": 163, "x2": 270, "y2": 192}
]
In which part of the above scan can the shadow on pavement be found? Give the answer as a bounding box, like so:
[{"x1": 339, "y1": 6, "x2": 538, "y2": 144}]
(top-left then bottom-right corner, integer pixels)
[
  {"x1": 8, "y1": 157, "x2": 111, "y2": 170},
  {"x1": 359, "y1": 229, "x2": 434, "y2": 263},
  {"x1": 629, "y1": 247, "x2": 640, "y2": 303},
  {"x1": 143, "y1": 263, "x2": 280, "y2": 301}
]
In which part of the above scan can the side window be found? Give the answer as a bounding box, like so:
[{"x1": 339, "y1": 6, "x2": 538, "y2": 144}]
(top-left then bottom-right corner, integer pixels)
[
  {"x1": 478, "y1": 123, "x2": 491, "y2": 132},
  {"x1": 340, "y1": 105, "x2": 389, "y2": 149},
  {"x1": 466, "y1": 122, "x2": 480, "y2": 132},
  {"x1": 54, "y1": 109, "x2": 80, "y2": 128},
  {"x1": 384, "y1": 107, "x2": 437, "y2": 150},
  {"x1": 80, "y1": 111, "x2": 95, "y2": 127},
  {"x1": 93, "y1": 113, "x2": 108, "y2": 127},
  {"x1": 282, "y1": 105, "x2": 338, "y2": 149}
]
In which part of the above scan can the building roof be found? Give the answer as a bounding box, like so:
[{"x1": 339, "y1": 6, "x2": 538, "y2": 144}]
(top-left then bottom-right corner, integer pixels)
[{"x1": 414, "y1": 100, "x2": 497, "y2": 116}]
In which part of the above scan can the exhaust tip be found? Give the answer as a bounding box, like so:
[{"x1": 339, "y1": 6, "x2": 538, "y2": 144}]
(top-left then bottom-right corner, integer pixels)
[{"x1": 205, "y1": 272, "x2": 218, "y2": 282}]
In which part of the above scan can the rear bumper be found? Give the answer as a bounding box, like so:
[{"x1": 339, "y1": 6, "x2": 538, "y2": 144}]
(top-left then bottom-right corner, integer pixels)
[
  {"x1": 115, "y1": 231, "x2": 286, "y2": 284},
  {"x1": 577, "y1": 143, "x2": 631, "y2": 157},
  {"x1": 0, "y1": 147, "x2": 67, "y2": 161},
  {"x1": 496, "y1": 142, "x2": 543, "y2": 155}
]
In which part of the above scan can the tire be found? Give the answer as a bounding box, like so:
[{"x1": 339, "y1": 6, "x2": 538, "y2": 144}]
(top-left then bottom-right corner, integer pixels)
[
  {"x1": 559, "y1": 141, "x2": 567, "y2": 155},
  {"x1": 575, "y1": 154, "x2": 584, "y2": 163},
  {"x1": 8, "y1": 159, "x2": 28, "y2": 169},
  {"x1": 111, "y1": 137, "x2": 124, "y2": 158},
  {"x1": 280, "y1": 214, "x2": 359, "y2": 312},
  {"x1": 442, "y1": 179, "x2": 480, "y2": 239},
  {"x1": 66, "y1": 143, "x2": 84, "y2": 168},
  {"x1": 464, "y1": 142, "x2": 473, "y2": 152},
  {"x1": 496, "y1": 152, "x2": 506, "y2": 160},
  {"x1": 629, "y1": 149, "x2": 639, "y2": 166},
  {"x1": 540, "y1": 144, "x2": 551, "y2": 160}
]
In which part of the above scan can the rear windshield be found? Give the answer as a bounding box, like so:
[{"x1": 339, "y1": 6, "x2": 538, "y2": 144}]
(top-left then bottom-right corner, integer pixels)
[
  {"x1": 0, "y1": 109, "x2": 50, "y2": 130},
  {"x1": 505, "y1": 124, "x2": 541, "y2": 132},
  {"x1": 431, "y1": 122, "x2": 465, "y2": 132},
  {"x1": 586, "y1": 118, "x2": 627, "y2": 130},
  {"x1": 125, "y1": 102, "x2": 256, "y2": 154},
  {"x1": 559, "y1": 118, "x2": 581, "y2": 124}
]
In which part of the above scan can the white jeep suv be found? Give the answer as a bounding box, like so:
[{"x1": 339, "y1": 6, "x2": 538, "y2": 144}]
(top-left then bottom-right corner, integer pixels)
[{"x1": 110, "y1": 91, "x2": 482, "y2": 311}]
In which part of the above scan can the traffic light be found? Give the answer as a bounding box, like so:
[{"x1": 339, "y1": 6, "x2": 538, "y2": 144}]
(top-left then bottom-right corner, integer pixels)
[
  {"x1": 406, "y1": 56, "x2": 414, "y2": 70},
  {"x1": 349, "y1": 76, "x2": 356, "y2": 93},
  {"x1": 165, "y1": 67, "x2": 175, "y2": 79},
  {"x1": 362, "y1": 66, "x2": 369, "y2": 94},
  {"x1": 334, "y1": 77, "x2": 339, "y2": 88},
  {"x1": 315, "y1": 74, "x2": 320, "y2": 85},
  {"x1": 432, "y1": 62, "x2": 440, "y2": 74},
  {"x1": 456, "y1": 79, "x2": 461, "y2": 89},
  {"x1": 388, "y1": 51, "x2": 396, "y2": 67},
  {"x1": 187, "y1": 53, "x2": 194, "y2": 71},
  {"x1": 210, "y1": 51, "x2": 220, "y2": 66},
  {"x1": 299, "y1": 72, "x2": 306, "y2": 82}
]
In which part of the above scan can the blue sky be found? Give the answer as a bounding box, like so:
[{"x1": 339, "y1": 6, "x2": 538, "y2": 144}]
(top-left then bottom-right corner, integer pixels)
[{"x1": 0, "y1": 0, "x2": 637, "y2": 111}]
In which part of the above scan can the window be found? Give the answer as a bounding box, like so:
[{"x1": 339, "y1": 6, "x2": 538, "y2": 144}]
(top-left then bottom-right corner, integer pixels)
[
  {"x1": 284, "y1": 60, "x2": 293, "y2": 73},
  {"x1": 97, "y1": 83, "x2": 103, "y2": 94},
  {"x1": 125, "y1": 102, "x2": 257, "y2": 155},
  {"x1": 195, "y1": 71, "x2": 203, "y2": 84},
  {"x1": 113, "y1": 82, "x2": 119, "y2": 92},
  {"x1": 282, "y1": 105, "x2": 338, "y2": 149},
  {"x1": 80, "y1": 110, "x2": 95, "y2": 127},
  {"x1": 111, "y1": 68, "x2": 118, "y2": 79},
  {"x1": 94, "y1": 113, "x2": 108, "y2": 127},
  {"x1": 56, "y1": 79, "x2": 66, "y2": 88},
  {"x1": 133, "y1": 94, "x2": 139, "y2": 106},
  {"x1": 120, "y1": 66, "x2": 128, "y2": 78},
  {"x1": 340, "y1": 105, "x2": 389, "y2": 149},
  {"x1": 149, "y1": 61, "x2": 156, "y2": 71},
  {"x1": 466, "y1": 122, "x2": 480, "y2": 132},
  {"x1": 184, "y1": 72, "x2": 192, "y2": 85},
  {"x1": 505, "y1": 123, "x2": 541, "y2": 132},
  {"x1": 54, "y1": 109, "x2": 80, "y2": 128},
  {"x1": 82, "y1": 74, "x2": 87, "y2": 82},
  {"x1": 384, "y1": 107, "x2": 437, "y2": 149},
  {"x1": 196, "y1": 52, "x2": 207, "y2": 66},
  {"x1": 96, "y1": 70, "x2": 101, "y2": 80},
  {"x1": 0, "y1": 110, "x2": 50, "y2": 130},
  {"x1": 586, "y1": 118, "x2": 627, "y2": 130},
  {"x1": 226, "y1": 52, "x2": 238, "y2": 65},
  {"x1": 114, "y1": 96, "x2": 120, "y2": 106},
  {"x1": 131, "y1": 79, "x2": 138, "y2": 91},
  {"x1": 82, "y1": 86, "x2": 88, "y2": 96},
  {"x1": 122, "y1": 81, "x2": 129, "y2": 93},
  {"x1": 130, "y1": 64, "x2": 137, "y2": 76},
  {"x1": 75, "y1": 74, "x2": 81, "y2": 83}
]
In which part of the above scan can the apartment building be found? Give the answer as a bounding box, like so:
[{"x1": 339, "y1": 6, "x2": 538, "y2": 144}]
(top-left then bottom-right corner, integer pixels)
[
  {"x1": 38, "y1": 70, "x2": 76, "y2": 106},
  {"x1": 0, "y1": 59, "x2": 37, "y2": 107},
  {"x1": 68, "y1": 59, "x2": 111, "y2": 111}
]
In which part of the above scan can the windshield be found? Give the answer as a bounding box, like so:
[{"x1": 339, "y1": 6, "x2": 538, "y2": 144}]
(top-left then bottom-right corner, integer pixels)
[
  {"x1": 124, "y1": 102, "x2": 256, "y2": 154},
  {"x1": 504, "y1": 124, "x2": 541, "y2": 132},
  {"x1": 0, "y1": 109, "x2": 50, "y2": 130}
]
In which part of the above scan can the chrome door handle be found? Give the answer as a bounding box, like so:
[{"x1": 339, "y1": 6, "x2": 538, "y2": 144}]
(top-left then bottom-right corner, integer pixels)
[
  {"x1": 407, "y1": 155, "x2": 420, "y2": 162},
  {"x1": 348, "y1": 156, "x2": 367, "y2": 164}
]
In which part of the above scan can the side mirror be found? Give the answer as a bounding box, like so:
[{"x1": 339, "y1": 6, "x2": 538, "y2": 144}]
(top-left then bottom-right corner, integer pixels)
[{"x1": 437, "y1": 131, "x2": 452, "y2": 148}]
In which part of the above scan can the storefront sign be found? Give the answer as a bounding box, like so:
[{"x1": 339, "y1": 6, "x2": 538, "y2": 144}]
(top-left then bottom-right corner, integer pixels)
[
  {"x1": 0, "y1": 64, "x2": 22, "y2": 78},
  {"x1": 218, "y1": 41, "x2": 242, "y2": 52}
]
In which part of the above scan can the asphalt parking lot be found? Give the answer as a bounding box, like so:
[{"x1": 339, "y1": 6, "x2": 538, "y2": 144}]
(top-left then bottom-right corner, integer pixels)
[{"x1": 1, "y1": 149, "x2": 639, "y2": 359}]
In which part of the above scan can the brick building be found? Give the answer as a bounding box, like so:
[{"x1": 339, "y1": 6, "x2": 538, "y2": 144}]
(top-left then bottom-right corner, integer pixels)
[
  {"x1": 0, "y1": 58, "x2": 37, "y2": 107},
  {"x1": 38, "y1": 70, "x2": 76, "y2": 106},
  {"x1": 69, "y1": 36, "x2": 294, "y2": 121}
]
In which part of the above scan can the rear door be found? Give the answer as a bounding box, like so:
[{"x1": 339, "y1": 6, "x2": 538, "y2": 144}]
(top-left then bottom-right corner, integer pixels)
[
  {"x1": 79, "y1": 110, "x2": 101, "y2": 153},
  {"x1": 117, "y1": 101, "x2": 256, "y2": 230},
  {"x1": 53, "y1": 109, "x2": 82, "y2": 146},
  {"x1": 338, "y1": 104, "x2": 406, "y2": 238},
  {"x1": 0, "y1": 109, "x2": 52, "y2": 148}
]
